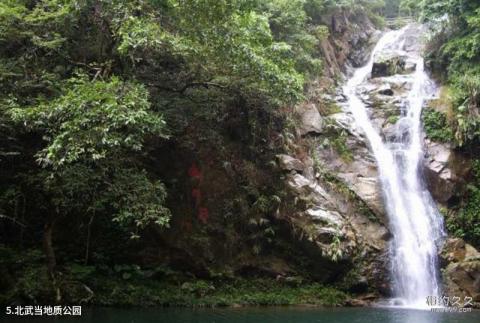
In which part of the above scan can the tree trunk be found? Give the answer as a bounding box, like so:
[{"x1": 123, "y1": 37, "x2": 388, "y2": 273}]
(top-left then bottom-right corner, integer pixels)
[
  {"x1": 43, "y1": 218, "x2": 56, "y2": 276},
  {"x1": 43, "y1": 216, "x2": 61, "y2": 302},
  {"x1": 84, "y1": 212, "x2": 95, "y2": 265}
]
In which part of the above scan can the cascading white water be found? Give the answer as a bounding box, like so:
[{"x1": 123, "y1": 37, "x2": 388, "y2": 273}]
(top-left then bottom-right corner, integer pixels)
[{"x1": 343, "y1": 25, "x2": 445, "y2": 308}]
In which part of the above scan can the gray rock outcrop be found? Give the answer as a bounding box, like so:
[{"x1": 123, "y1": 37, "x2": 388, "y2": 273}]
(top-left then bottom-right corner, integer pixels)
[
  {"x1": 296, "y1": 103, "x2": 324, "y2": 136},
  {"x1": 440, "y1": 238, "x2": 480, "y2": 307}
]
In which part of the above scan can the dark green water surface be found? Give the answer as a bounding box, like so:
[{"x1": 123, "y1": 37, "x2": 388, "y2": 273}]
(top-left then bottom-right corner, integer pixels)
[{"x1": 2, "y1": 306, "x2": 479, "y2": 323}]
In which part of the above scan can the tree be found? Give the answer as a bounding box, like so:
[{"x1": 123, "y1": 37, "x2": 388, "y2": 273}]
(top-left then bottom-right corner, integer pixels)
[{"x1": 7, "y1": 75, "x2": 170, "y2": 298}]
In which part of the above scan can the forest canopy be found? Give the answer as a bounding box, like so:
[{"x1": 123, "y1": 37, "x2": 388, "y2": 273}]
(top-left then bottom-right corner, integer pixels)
[{"x1": 0, "y1": 0, "x2": 386, "y2": 277}]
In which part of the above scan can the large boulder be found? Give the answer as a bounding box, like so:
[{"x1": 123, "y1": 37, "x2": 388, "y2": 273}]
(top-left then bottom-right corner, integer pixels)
[
  {"x1": 371, "y1": 52, "x2": 415, "y2": 78},
  {"x1": 440, "y1": 238, "x2": 480, "y2": 306},
  {"x1": 305, "y1": 207, "x2": 344, "y2": 227},
  {"x1": 286, "y1": 173, "x2": 334, "y2": 206},
  {"x1": 375, "y1": 84, "x2": 394, "y2": 96},
  {"x1": 424, "y1": 141, "x2": 470, "y2": 204},
  {"x1": 336, "y1": 173, "x2": 384, "y2": 218},
  {"x1": 276, "y1": 154, "x2": 305, "y2": 173},
  {"x1": 296, "y1": 103, "x2": 324, "y2": 136}
]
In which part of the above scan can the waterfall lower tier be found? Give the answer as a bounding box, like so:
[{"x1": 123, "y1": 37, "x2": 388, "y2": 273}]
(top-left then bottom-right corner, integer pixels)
[{"x1": 342, "y1": 24, "x2": 445, "y2": 308}]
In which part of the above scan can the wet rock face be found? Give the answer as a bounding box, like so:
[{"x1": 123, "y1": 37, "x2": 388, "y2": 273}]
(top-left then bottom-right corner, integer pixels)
[
  {"x1": 372, "y1": 53, "x2": 408, "y2": 78},
  {"x1": 371, "y1": 52, "x2": 417, "y2": 78},
  {"x1": 282, "y1": 115, "x2": 391, "y2": 289},
  {"x1": 376, "y1": 84, "x2": 394, "y2": 96},
  {"x1": 440, "y1": 238, "x2": 480, "y2": 306}
]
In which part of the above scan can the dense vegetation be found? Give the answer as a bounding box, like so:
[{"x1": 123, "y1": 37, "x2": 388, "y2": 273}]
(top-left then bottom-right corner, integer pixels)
[{"x1": 0, "y1": 0, "x2": 387, "y2": 306}]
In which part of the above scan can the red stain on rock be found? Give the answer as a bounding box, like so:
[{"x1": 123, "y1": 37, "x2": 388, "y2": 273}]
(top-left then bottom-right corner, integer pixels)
[
  {"x1": 197, "y1": 207, "x2": 209, "y2": 224},
  {"x1": 188, "y1": 163, "x2": 202, "y2": 179},
  {"x1": 191, "y1": 188, "x2": 201, "y2": 199},
  {"x1": 188, "y1": 162, "x2": 209, "y2": 224}
]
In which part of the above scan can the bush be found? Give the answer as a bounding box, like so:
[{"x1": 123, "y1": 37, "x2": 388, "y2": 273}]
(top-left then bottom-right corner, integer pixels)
[
  {"x1": 446, "y1": 160, "x2": 480, "y2": 248},
  {"x1": 422, "y1": 107, "x2": 455, "y2": 143},
  {"x1": 446, "y1": 185, "x2": 480, "y2": 248}
]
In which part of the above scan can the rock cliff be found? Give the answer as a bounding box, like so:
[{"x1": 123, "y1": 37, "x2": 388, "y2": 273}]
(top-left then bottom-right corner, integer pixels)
[
  {"x1": 277, "y1": 10, "x2": 391, "y2": 300},
  {"x1": 280, "y1": 22, "x2": 477, "y2": 303}
]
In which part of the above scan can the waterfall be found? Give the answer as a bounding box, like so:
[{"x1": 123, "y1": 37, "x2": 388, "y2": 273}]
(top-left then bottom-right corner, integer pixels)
[{"x1": 342, "y1": 25, "x2": 446, "y2": 308}]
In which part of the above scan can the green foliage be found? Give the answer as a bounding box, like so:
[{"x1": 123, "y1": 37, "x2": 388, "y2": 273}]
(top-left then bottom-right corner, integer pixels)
[
  {"x1": 10, "y1": 76, "x2": 167, "y2": 168},
  {"x1": 446, "y1": 160, "x2": 480, "y2": 248},
  {"x1": 117, "y1": 15, "x2": 175, "y2": 57},
  {"x1": 449, "y1": 71, "x2": 480, "y2": 145},
  {"x1": 417, "y1": 0, "x2": 480, "y2": 146},
  {"x1": 1, "y1": 248, "x2": 349, "y2": 307},
  {"x1": 334, "y1": 0, "x2": 384, "y2": 12},
  {"x1": 399, "y1": 0, "x2": 420, "y2": 16},
  {"x1": 415, "y1": 2, "x2": 480, "y2": 249},
  {"x1": 0, "y1": 247, "x2": 53, "y2": 304},
  {"x1": 113, "y1": 264, "x2": 145, "y2": 280},
  {"x1": 335, "y1": 0, "x2": 386, "y2": 28},
  {"x1": 422, "y1": 107, "x2": 455, "y2": 142},
  {"x1": 332, "y1": 140, "x2": 353, "y2": 162},
  {"x1": 180, "y1": 280, "x2": 215, "y2": 297},
  {"x1": 66, "y1": 263, "x2": 96, "y2": 281},
  {"x1": 159, "y1": 0, "x2": 306, "y2": 106},
  {"x1": 325, "y1": 234, "x2": 343, "y2": 262},
  {"x1": 108, "y1": 168, "x2": 171, "y2": 232},
  {"x1": 7, "y1": 73, "x2": 171, "y2": 235},
  {"x1": 93, "y1": 277, "x2": 348, "y2": 307},
  {"x1": 39, "y1": 164, "x2": 170, "y2": 235},
  {"x1": 387, "y1": 115, "x2": 400, "y2": 124},
  {"x1": 446, "y1": 185, "x2": 480, "y2": 248},
  {"x1": 331, "y1": 130, "x2": 353, "y2": 162},
  {"x1": 304, "y1": 0, "x2": 329, "y2": 22},
  {"x1": 261, "y1": 0, "x2": 323, "y2": 78},
  {"x1": 319, "y1": 122, "x2": 354, "y2": 162},
  {"x1": 0, "y1": 0, "x2": 74, "y2": 48}
]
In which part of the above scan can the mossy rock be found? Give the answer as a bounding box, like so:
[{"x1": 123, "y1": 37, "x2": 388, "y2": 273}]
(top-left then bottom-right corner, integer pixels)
[{"x1": 372, "y1": 53, "x2": 412, "y2": 78}]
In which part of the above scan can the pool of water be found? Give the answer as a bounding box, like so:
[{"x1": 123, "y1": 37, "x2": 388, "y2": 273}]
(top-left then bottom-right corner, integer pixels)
[{"x1": 2, "y1": 306, "x2": 478, "y2": 323}]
